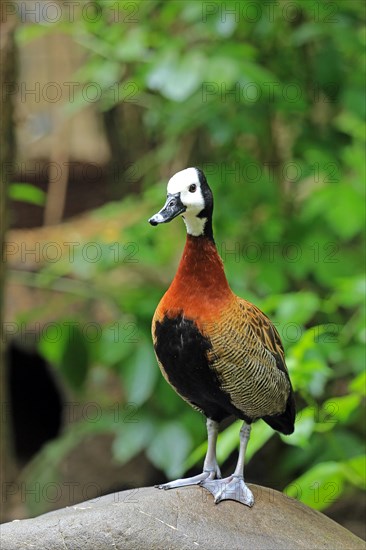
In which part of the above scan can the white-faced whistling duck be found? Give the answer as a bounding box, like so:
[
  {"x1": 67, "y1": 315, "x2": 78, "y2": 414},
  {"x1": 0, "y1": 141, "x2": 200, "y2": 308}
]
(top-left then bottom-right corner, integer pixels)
[{"x1": 148, "y1": 167, "x2": 295, "y2": 506}]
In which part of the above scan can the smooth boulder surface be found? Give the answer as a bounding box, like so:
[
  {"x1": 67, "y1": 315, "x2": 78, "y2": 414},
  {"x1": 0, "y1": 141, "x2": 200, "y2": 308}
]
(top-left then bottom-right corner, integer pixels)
[{"x1": 1, "y1": 485, "x2": 365, "y2": 550}]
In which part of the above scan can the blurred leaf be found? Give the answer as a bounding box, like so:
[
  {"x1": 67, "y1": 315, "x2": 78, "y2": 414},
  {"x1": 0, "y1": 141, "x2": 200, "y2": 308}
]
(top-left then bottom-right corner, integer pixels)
[
  {"x1": 319, "y1": 394, "x2": 361, "y2": 426},
  {"x1": 98, "y1": 319, "x2": 138, "y2": 366},
  {"x1": 292, "y1": 23, "x2": 325, "y2": 46},
  {"x1": 287, "y1": 326, "x2": 334, "y2": 397},
  {"x1": 121, "y1": 343, "x2": 158, "y2": 406},
  {"x1": 332, "y1": 276, "x2": 366, "y2": 308},
  {"x1": 147, "y1": 422, "x2": 192, "y2": 478},
  {"x1": 60, "y1": 326, "x2": 89, "y2": 391},
  {"x1": 115, "y1": 28, "x2": 147, "y2": 61},
  {"x1": 205, "y1": 57, "x2": 241, "y2": 88},
  {"x1": 16, "y1": 23, "x2": 53, "y2": 44},
  {"x1": 147, "y1": 51, "x2": 205, "y2": 101},
  {"x1": 215, "y1": 13, "x2": 237, "y2": 37},
  {"x1": 303, "y1": 184, "x2": 365, "y2": 239},
  {"x1": 275, "y1": 292, "x2": 320, "y2": 325},
  {"x1": 9, "y1": 183, "x2": 46, "y2": 206},
  {"x1": 342, "y1": 455, "x2": 366, "y2": 490},
  {"x1": 349, "y1": 371, "x2": 366, "y2": 396},
  {"x1": 113, "y1": 419, "x2": 155, "y2": 465},
  {"x1": 285, "y1": 462, "x2": 345, "y2": 511},
  {"x1": 282, "y1": 407, "x2": 314, "y2": 447}
]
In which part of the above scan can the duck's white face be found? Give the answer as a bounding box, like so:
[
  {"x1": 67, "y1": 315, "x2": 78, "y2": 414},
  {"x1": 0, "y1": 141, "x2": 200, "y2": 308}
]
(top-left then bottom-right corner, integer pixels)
[
  {"x1": 149, "y1": 167, "x2": 211, "y2": 237},
  {"x1": 167, "y1": 168, "x2": 206, "y2": 236},
  {"x1": 167, "y1": 168, "x2": 205, "y2": 213}
]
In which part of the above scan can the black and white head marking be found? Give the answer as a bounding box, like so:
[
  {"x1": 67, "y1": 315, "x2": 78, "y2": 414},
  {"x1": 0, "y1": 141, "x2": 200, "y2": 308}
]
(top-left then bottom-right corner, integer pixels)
[{"x1": 167, "y1": 167, "x2": 213, "y2": 238}]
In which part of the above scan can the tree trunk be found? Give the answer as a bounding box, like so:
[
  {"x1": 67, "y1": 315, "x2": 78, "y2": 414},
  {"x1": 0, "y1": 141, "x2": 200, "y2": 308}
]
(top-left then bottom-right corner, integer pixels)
[{"x1": 0, "y1": 1, "x2": 17, "y2": 522}]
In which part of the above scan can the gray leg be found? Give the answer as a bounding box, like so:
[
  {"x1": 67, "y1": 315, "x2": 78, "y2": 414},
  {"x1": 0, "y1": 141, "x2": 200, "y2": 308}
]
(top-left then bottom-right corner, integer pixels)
[
  {"x1": 156, "y1": 418, "x2": 222, "y2": 490},
  {"x1": 201, "y1": 421, "x2": 254, "y2": 507},
  {"x1": 233, "y1": 422, "x2": 251, "y2": 476},
  {"x1": 203, "y1": 418, "x2": 221, "y2": 475}
]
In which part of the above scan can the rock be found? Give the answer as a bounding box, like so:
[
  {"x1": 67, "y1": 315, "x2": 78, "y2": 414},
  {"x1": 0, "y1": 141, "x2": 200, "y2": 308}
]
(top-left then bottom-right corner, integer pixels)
[{"x1": 1, "y1": 485, "x2": 365, "y2": 550}]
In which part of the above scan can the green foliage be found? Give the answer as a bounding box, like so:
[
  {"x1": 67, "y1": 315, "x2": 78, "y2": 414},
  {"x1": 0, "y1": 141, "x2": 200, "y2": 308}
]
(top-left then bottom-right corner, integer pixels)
[
  {"x1": 14, "y1": 0, "x2": 365, "y2": 516},
  {"x1": 40, "y1": 323, "x2": 89, "y2": 391},
  {"x1": 147, "y1": 422, "x2": 193, "y2": 479},
  {"x1": 285, "y1": 456, "x2": 366, "y2": 512},
  {"x1": 8, "y1": 183, "x2": 46, "y2": 206}
]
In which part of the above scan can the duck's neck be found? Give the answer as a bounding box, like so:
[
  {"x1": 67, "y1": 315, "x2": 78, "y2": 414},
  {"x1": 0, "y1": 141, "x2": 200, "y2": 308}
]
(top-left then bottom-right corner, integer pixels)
[
  {"x1": 160, "y1": 234, "x2": 233, "y2": 322},
  {"x1": 182, "y1": 212, "x2": 214, "y2": 240},
  {"x1": 171, "y1": 234, "x2": 231, "y2": 297}
]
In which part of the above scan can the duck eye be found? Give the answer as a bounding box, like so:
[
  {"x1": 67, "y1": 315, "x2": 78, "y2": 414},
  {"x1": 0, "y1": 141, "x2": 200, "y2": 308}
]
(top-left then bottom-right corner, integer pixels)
[{"x1": 189, "y1": 184, "x2": 197, "y2": 193}]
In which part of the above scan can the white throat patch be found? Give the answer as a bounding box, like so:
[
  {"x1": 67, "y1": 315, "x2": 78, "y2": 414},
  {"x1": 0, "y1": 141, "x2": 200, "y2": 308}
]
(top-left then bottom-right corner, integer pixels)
[{"x1": 182, "y1": 215, "x2": 207, "y2": 237}]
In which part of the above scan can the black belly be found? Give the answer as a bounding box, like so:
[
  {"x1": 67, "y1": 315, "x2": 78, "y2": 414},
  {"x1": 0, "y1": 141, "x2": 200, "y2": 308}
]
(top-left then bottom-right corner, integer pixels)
[{"x1": 154, "y1": 314, "x2": 252, "y2": 423}]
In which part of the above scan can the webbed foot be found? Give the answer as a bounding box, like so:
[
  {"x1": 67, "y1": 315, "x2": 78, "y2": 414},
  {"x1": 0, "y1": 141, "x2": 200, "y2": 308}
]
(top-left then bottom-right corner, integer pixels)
[
  {"x1": 156, "y1": 466, "x2": 221, "y2": 490},
  {"x1": 201, "y1": 474, "x2": 254, "y2": 507}
]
